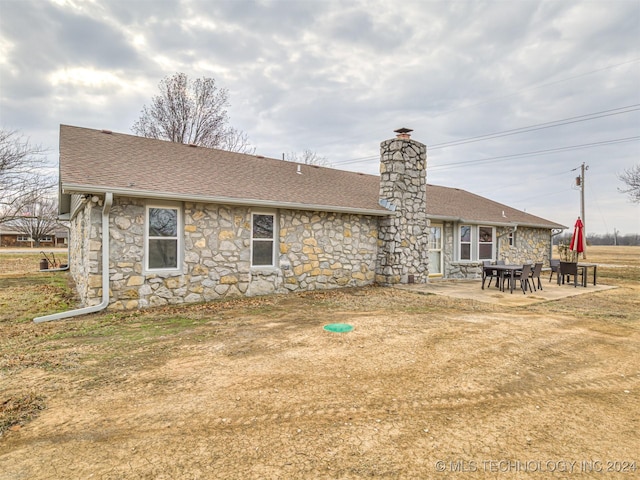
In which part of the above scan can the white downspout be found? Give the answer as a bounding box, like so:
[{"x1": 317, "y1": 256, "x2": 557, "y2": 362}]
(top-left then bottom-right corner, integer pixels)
[{"x1": 34, "y1": 192, "x2": 113, "y2": 323}]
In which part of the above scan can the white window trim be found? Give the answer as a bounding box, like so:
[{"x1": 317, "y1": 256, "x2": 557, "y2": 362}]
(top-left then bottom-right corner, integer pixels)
[
  {"x1": 459, "y1": 224, "x2": 473, "y2": 261},
  {"x1": 478, "y1": 225, "x2": 495, "y2": 261},
  {"x1": 428, "y1": 224, "x2": 444, "y2": 277},
  {"x1": 144, "y1": 202, "x2": 183, "y2": 274},
  {"x1": 250, "y1": 211, "x2": 278, "y2": 270},
  {"x1": 457, "y1": 225, "x2": 496, "y2": 262}
]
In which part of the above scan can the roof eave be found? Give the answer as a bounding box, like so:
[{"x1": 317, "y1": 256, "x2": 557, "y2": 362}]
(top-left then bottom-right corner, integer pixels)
[
  {"x1": 61, "y1": 183, "x2": 392, "y2": 217},
  {"x1": 426, "y1": 214, "x2": 565, "y2": 230}
]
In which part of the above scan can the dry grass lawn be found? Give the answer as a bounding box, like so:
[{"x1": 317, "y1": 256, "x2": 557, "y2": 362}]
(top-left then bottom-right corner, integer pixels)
[{"x1": 0, "y1": 246, "x2": 638, "y2": 479}]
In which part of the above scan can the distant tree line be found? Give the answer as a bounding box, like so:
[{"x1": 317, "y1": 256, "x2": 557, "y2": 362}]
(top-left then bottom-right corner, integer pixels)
[{"x1": 555, "y1": 232, "x2": 640, "y2": 246}]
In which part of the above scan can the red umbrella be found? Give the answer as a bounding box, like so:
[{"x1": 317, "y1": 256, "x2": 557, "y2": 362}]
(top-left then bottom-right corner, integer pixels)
[{"x1": 569, "y1": 217, "x2": 585, "y2": 256}]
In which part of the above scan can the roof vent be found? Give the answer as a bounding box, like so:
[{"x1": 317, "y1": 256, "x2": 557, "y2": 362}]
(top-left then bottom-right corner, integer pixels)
[
  {"x1": 101, "y1": 129, "x2": 112, "y2": 134},
  {"x1": 394, "y1": 127, "x2": 413, "y2": 139},
  {"x1": 296, "y1": 165, "x2": 302, "y2": 175}
]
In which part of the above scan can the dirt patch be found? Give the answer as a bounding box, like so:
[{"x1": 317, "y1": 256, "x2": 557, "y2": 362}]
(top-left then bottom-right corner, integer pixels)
[{"x1": 1, "y1": 286, "x2": 639, "y2": 479}]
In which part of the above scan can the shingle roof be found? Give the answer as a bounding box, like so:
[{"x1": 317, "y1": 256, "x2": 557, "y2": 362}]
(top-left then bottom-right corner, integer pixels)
[
  {"x1": 424, "y1": 184, "x2": 565, "y2": 228},
  {"x1": 59, "y1": 125, "x2": 564, "y2": 228},
  {"x1": 59, "y1": 125, "x2": 387, "y2": 216}
]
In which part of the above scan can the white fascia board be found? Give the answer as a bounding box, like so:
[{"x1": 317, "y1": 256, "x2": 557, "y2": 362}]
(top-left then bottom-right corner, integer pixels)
[
  {"x1": 426, "y1": 214, "x2": 565, "y2": 230},
  {"x1": 61, "y1": 184, "x2": 392, "y2": 217}
]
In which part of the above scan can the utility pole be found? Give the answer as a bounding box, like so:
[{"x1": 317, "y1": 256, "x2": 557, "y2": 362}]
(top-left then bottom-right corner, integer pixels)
[{"x1": 576, "y1": 163, "x2": 588, "y2": 259}]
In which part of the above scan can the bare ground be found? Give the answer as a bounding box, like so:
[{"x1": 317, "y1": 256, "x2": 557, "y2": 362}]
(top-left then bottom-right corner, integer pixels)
[{"x1": 1, "y1": 248, "x2": 639, "y2": 479}]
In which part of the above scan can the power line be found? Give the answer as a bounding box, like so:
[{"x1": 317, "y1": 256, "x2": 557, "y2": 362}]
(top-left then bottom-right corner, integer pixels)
[
  {"x1": 429, "y1": 136, "x2": 640, "y2": 171},
  {"x1": 471, "y1": 167, "x2": 577, "y2": 197},
  {"x1": 331, "y1": 104, "x2": 640, "y2": 167},
  {"x1": 429, "y1": 105, "x2": 640, "y2": 149}
]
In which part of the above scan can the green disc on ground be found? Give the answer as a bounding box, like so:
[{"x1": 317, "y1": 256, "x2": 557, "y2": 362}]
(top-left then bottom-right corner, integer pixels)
[{"x1": 323, "y1": 323, "x2": 354, "y2": 333}]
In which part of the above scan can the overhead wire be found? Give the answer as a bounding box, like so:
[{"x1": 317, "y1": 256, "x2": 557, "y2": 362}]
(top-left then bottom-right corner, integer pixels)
[
  {"x1": 429, "y1": 136, "x2": 639, "y2": 171},
  {"x1": 330, "y1": 104, "x2": 640, "y2": 167},
  {"x1": 428, "y1": 104, "x2": 640, "y2": 149}
]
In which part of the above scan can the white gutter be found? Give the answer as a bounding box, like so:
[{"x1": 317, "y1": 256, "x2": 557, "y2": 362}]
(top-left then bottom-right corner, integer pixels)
[
  {"x1": 34, "y1": 192, "x2": 113, "y2": 323},
  {"x1": 426, "y1": 214, "x2": 566, "y2": 230}
]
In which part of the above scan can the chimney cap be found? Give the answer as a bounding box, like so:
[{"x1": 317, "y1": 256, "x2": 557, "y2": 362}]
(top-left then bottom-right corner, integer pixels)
[{"x1": 394, "y1": 127, "x2": 413, "y2": 138}]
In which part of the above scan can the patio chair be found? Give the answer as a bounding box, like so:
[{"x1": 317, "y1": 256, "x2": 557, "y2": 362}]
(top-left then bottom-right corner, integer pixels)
[
  {"x1": 482, "y1": 260, "x2": 499, "y2": 289},
  {"x1": 559, "y1": 261, "x2": 584, "y2": 288},
  {"x1": 529, "y1": 262, "x2": 543, "y2": 291},
  {"x1": 512, "y1": 264, "x2": 533, "y2": 294},
  {"x1": 548, "y1": 259, "x2": 560, "y2": 283}
]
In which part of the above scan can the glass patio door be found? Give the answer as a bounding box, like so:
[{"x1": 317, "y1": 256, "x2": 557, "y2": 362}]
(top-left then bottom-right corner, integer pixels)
[{"x1": 428, "y1": 225, "x2": 443, "y2": 276}]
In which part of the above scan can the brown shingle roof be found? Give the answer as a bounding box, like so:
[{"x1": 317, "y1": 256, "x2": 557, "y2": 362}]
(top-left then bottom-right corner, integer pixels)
[
  {"x1": 424, "y1": 184, "x2": 565, "y2": 228},
  {"x1": 59, "y1": 125, "x2": 387, "y2": 215},
  {"x1": 59, "y1": 125, "x2": 564, "y2": 228}
]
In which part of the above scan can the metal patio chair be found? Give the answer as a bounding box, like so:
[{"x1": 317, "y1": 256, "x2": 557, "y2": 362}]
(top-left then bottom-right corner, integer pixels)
[
  {"x1": 559, "y1": 261, "x2": 584, "y2": 288},
  {"x1": 512, "y1": 264, "x2": 533, "y2": 294},
  {"x1": 529, "y1": 262, "x2": 543, "y2": 291},
  {"x1": 548, "y1": 259, "x2": 560, "y2": 283},
  {"x1": 482, "y1": 260, "x2": 499, "y2": 289}
]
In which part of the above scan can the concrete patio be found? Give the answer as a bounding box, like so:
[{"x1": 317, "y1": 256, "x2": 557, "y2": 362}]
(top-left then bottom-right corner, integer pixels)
[{"x1": 395, "y1": 277, "x2": 616, "y2": 306}]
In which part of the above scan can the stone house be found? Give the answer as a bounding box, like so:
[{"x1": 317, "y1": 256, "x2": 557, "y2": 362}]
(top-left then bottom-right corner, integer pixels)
[{"x1": 55, "y1": 125, "x2": 564, "y2": 311}]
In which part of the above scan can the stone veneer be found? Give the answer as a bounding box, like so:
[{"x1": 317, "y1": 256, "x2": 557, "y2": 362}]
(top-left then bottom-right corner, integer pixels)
[
  {"x1": 497, "y1": 227, "x2": 551, "y2": 266},
  {"x1": 70, "y1": 196, "x2": 378, "y2": 310},
  {"x1": 441, "y1": 223, "x2": 552, "y2": 279},
  {"x1": 68, "y1": 197, "x2": 104, "y2": 306},
  {"x1": 376, "y1": 134, "x2": 429, "y2": 284}
]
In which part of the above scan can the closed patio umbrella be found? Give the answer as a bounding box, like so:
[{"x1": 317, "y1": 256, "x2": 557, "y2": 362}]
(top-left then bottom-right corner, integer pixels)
[{"x1": 569, "y1": 217, "x2": 585, "y2": 259}]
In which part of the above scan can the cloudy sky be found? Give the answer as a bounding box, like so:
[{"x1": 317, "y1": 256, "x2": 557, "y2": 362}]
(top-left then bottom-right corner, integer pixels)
[{"x1": 1, "y1": 0, "x2": 639, "y2": 235}]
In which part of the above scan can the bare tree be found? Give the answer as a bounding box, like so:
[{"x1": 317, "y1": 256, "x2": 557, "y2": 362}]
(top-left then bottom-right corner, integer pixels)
[
  {"x1": 284, "y1": 149, "x2": 330, "y2": 166},
  {"x1": 132, "y1": 73, "x2": 254, "y2": 153},
  {"x1": 618, "y1": 164, "x2": 640, "y2": 203},
  {"x1": 219, "y1": 127, "x2": 256, "y2": 155},
  {"x1": 11, "y1": 191, "x2": 60, "y2": 247},
  {"x1": 0, "y1": 129, "x2": 54, "y2": 224}
]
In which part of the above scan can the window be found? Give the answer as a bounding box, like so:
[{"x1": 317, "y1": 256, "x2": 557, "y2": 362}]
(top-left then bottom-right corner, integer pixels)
[
  {"x1": 428, "y1": 225, "x2": 443, "y2": 275},
  {"x1": 478, "y1": 226, "x2": 494, "y2": 260},
  {"x1": 251, "y1": 213, "x2": 276, "y2": 267},
  {"x1": 41, "y1": 236, "x2": 52, "y2": 242},
  {"x1": 459, "y1": 225, "x2": 471, "y2": 260},
  {"x1": 17, "y1": 236, "x2": 30, "y2": 242},
  {"x1": 508, "y1": 231, "x2": 515, "y2": 247},
  {"x1": 458, "y1": 225, "x2": 495, "y2": 261},
  {"x1": 146, "y1": 205, "x2": 181, "y2": 271}
]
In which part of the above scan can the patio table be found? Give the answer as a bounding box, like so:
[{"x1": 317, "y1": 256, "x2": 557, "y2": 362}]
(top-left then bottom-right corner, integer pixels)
[
  {"x1": 557, "y1": 262, "x2": 598, "y2": 287},
  {"x1": 491, "y1": 264, "x2": 524, "y2": 294},
  {"x1": 578, "y1": 263, "x2": 598, "y2": 286}
]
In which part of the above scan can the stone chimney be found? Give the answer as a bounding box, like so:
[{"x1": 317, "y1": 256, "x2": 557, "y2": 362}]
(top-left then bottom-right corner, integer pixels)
[{"x1": 376, "y1": 128, "x2": 429, "y2": 285}]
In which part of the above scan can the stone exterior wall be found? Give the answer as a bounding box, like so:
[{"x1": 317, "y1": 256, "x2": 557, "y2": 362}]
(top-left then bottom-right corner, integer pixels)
[
  {"x1": 71, "y1": 196, "x2": 379, "y2": 310},
  {"x1": 278, "y1": 210, "x2": 378, "y2": 293},
  {"x1": 441, "y1": 223, "x2": 552, "y2": 279},
  {"x1": 497, "y1": 227, "x2": 552, "y2": 266},
  {"x1": 376, "y1": 135, "x2": 429, "y2": 284},
  {"x1": 68, "y1": 197, "x2": 103, "y2": 306},
  {"x1": 440, "y1": 221, "x2": 479, "y2": 279}
]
